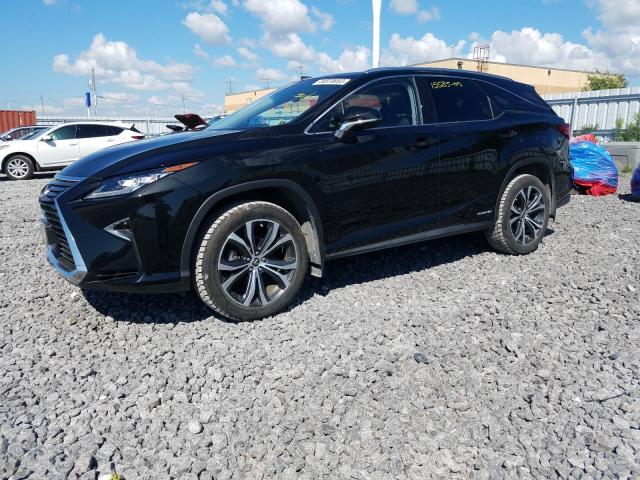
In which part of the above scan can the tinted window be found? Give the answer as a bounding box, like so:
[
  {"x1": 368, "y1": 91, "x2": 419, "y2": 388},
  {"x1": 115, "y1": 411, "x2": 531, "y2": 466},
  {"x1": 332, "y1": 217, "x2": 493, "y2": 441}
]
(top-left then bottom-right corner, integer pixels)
[
  {"x1": 479, "y1": 81, "x2": 552, "y2": 114},
  {"x1": 50, "y1": 125, "x2": 77, "y2": 140},
  {"x1": 107, "y1": 126, "x2": 124, "y2": 136},
  {"x1": 315, "y1": 78, "x2": 419, "y2": 132},
  {"x1": 425, "y1": 78, "x2": 492, "y2": 123},
  {"x1": 77, "y1": 124, "x2": 109, "y2": 139}
]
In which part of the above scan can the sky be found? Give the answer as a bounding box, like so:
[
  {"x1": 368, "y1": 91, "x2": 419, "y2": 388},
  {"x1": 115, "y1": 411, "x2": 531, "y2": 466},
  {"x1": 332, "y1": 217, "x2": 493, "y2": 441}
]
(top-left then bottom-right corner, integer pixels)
[{"x1": 1, "y1": 0, "x2": 639, "y2": 118}]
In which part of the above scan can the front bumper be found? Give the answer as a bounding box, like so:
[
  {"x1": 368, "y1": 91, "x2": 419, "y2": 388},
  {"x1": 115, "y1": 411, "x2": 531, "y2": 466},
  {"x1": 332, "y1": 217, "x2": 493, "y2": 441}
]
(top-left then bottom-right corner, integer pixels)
[{"x1": 40, "y1": 174, "x2": 200, "y2": 293}]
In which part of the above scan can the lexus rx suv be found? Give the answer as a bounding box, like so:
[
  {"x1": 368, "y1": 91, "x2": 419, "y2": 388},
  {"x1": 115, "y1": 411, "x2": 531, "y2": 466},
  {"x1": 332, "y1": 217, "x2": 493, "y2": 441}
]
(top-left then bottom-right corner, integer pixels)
[{"x1": 40, "y1": 68, "x2": 572, "y2": 321}]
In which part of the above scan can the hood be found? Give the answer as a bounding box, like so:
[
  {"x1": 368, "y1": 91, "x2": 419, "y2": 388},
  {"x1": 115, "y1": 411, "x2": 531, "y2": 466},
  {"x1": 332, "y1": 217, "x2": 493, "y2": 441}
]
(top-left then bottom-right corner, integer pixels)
[{"x1": 58, "y1": 128, "x2": 268, "y2": 180}]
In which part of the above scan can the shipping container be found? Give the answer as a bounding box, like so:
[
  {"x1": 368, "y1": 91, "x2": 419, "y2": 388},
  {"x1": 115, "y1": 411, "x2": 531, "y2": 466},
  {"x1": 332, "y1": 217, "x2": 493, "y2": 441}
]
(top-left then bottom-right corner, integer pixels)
[{"x1": 0, "y1": 110, "x2": 37, "y2": 132}]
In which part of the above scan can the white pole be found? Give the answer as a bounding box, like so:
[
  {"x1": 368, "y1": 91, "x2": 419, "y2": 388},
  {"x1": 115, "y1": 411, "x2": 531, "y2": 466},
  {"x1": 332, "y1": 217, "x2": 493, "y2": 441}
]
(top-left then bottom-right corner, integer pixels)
[{"x1": 372, "y1": 0, "x2": 381, "y2": 68}]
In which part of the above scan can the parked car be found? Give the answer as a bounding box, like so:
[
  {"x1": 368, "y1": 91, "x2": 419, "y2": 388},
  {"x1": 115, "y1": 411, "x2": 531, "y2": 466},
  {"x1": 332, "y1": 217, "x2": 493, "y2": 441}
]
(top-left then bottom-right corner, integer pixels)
[
  {"x1": 1, "y1": 122, "x2": 144, "y2": 180},
  {"x1": 40, "y1": 67, "x2": 573, "y2": 321},
  {"x1": 0, "y1": 126, "x2": 48, "y2": 142}
]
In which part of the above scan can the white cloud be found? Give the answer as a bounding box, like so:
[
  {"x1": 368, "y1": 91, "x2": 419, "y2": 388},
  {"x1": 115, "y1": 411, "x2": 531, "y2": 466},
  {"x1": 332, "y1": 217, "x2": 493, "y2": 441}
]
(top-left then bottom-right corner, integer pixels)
[
  {"x1": 488, "y1": 28, "x2": 609, "y2": 71},
  {"x1": 317, "y1": 46, "x2": 370, "y2": 73},
  {"x1": 214, "y1": 54, "x2": 237, "y2": 67},
  {"x1": 257, "y1": 67, "x2": 287, "y2": 82},
  {"x1": 582, "y1": 0, "x2": 640, "y2": 75},
  {"x1": 52, "y1": 33, "x2": 195, "y2": 91},
  {"x1": 182, "y1": 12, "x2": 231, "y2": 45},
  {"x1": 418, "y1": 7, "x2": 440, "y2": 23},
  {"x1": 193, "y1": 43, "x2": 209, "y2": 59},
  {"x1": 264, "y1": 32, "x2": 316, "y2": 62},
  {"x1": 241, "y1": 38, "x2": 257, "y2": 48},
  {"x1": 382, "y1": 32, "x2": 465, "y2": 65},
  {"x1": 237, "y1": 46, "x2": 259, "y2": 63},
  {"x1": 99, "y1": 91, "x2": 140, "y2": 104},
  {"x1": 389, "y1": 0, "x2": 418, "y2": 15},
  {"x1": 171, "y1": 82, "x2": 206, "y2": 100},
  {"x1": 244, "y1": 0, "x2": 315, "y2": 34},
  {"x1": 21, "y1": 103, "x2": 63, "y2": 114},
  {"x1": 210, "y1": 0, "x2": 228, "y2": 15},
  {"x1": 311, "y1": 7, "x2": 335, "y2": 31},
  {"x1": 245, "y1": 84, "x2": 262, "y2": 91}
]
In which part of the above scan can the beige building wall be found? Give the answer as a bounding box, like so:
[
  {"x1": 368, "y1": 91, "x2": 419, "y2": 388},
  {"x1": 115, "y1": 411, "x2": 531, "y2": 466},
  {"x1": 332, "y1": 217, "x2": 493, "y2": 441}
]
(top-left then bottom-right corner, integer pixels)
[
  {"x1": 225, "y1": 88, "x2": 276, "y2": 113},
  {"x1": 417, "y1": 58, "x2": 598, "y2": 95}
]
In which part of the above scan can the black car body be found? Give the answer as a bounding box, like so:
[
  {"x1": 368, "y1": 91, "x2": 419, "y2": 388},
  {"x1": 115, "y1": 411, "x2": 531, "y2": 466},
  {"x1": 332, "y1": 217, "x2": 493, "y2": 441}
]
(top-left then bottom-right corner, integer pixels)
[{"x1": 40, "y1": 67, "x2": 572, "y2": 319}]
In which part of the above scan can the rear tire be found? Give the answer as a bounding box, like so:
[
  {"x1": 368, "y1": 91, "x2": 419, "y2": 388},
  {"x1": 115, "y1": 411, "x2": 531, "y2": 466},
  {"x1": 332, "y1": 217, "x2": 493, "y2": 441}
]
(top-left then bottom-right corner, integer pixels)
[
  {"x1": 486, "y1": 174, "x2": 550, "y2": 255},
  {"x1": 193, "y1": 201, "x2": 309, "y2": 321},
  {"x1": 4, "y1": 155, "x2": 34, "y2": 180}
]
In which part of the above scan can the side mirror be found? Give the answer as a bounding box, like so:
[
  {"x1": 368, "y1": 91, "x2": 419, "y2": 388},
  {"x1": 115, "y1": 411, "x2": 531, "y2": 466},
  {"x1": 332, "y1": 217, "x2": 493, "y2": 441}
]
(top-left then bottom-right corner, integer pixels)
[
  {"x1": 41, "y1": 134, "x2": 53, "y2": 142},
  {"x1": 334, "y1": 109, "x2": 381, "y2": 140}
]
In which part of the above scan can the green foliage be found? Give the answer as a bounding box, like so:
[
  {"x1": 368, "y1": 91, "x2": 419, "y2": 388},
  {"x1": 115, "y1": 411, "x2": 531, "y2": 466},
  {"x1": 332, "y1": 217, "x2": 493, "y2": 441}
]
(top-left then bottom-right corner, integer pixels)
[
  {"x1": 584, "y1": 72, "x2": 629, "y2": 91},
  {"x1": 621, "y1": 165, "x2": 633, "y2": 174},
  {"x1": 580, "y1": 123, "x2": 599, "y2": 132},
  {"x1": 614, "y1": 114, "x2": 640, "y2": 141}
]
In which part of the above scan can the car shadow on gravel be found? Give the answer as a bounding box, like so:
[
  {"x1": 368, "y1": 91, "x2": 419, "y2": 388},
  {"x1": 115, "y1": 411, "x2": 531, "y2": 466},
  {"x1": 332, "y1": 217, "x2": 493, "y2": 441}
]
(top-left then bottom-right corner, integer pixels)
[
  {"x1": 0, "y1": 172, "x2": 56, "y2": 182},
  {"x1": 83, "y1": 229, "x2": 546, "y2": 324},
  {"x1": 618, "y1": 193, "x2": 640, "y2": 203}
]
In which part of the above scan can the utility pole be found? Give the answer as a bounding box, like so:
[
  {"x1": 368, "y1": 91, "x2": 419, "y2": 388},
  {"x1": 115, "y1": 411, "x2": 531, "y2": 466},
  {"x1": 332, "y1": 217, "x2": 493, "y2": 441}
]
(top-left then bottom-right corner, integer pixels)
[
  {"x1": 372, "y1": 0, "x2": 381, "y2": 68},
  {"x1": 296, "y1": 65, "x2": 306, "y2": 80},
  {"x1": 88, "y1": 68, "x2": 98, "y2": 115},
  {"x1": 40, "y1": 95, "x2": 45, "y2": 116},
  {"x1": 182, "y1": 94, "x2": 186, "y2": 113}
]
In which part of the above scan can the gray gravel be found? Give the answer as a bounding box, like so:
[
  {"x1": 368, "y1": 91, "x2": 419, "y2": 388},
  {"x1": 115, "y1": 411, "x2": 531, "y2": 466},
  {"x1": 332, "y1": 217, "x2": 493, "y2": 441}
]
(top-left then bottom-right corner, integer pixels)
[{"x1": 1, "y1": 173, "x2": 639, "y2": 479}]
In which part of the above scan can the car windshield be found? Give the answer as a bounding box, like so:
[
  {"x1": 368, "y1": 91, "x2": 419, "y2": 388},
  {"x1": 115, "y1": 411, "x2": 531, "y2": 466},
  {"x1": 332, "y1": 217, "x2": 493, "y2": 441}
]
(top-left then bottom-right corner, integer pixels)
[
  {"x1": 21, "y1": 128, "x2": 49, "y2": 140},
  {"x1": 209, "y1": 77, "x2": 354, "y2": 131}
]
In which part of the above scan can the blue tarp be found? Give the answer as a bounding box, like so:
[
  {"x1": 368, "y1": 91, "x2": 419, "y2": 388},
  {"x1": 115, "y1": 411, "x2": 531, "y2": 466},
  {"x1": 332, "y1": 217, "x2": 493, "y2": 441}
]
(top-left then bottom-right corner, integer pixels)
[
  {"x1": 570, "y1": 140, "x2": 618, "y2": 189},
  {"x1": 632, "y1": 164, "x2": 640, "y2": 197}
]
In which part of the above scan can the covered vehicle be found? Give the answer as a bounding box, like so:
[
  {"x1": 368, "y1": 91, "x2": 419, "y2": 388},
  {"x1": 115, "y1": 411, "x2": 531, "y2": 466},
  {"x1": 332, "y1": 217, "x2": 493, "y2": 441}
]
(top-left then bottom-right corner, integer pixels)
[
  {"x1": 632, "y1": 164, "x2": 640, "y2": 198},
  {"x1": 570, "y1": 140, "x2": 618, "y2": 196}
]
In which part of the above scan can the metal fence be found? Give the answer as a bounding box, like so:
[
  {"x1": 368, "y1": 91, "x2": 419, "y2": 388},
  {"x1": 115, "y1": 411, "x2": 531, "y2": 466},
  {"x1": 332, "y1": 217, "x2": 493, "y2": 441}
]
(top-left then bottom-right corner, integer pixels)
[
  {"x1": 542, "y1": 87, "x2": 640, "y2": 139},
  {"x1": 36, "y1": 115, "x2": 176, "y2": 136}
]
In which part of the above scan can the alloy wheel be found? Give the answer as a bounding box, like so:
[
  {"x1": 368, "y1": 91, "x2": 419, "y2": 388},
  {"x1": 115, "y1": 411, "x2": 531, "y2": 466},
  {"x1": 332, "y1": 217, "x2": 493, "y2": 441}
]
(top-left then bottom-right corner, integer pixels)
[
  {"x1": 510, "y1": 186, "x2": 546, "y2": 246},
  {"x1": 217, "y1": 219, "x2": 298, "y2": 307},
  {"x1": 7, "y1": 158, "x2": 29, "y2": 179}
]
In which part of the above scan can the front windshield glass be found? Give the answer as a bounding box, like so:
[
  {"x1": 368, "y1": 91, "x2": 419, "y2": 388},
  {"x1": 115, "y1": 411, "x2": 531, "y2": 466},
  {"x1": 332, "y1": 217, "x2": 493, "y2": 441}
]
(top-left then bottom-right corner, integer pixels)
[
  {"x1": 21, "y1": 128, "x2": 49, "y2": 140},
  {"x1": 209, "y1": 77, "x2": 353, "y2": 131}
]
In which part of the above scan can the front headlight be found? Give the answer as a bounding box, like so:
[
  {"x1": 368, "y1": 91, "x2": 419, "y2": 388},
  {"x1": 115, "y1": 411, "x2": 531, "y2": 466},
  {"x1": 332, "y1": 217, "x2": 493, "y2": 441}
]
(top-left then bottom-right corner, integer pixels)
[{"x1": 85, "y1": 162, "x2": 198, "y2": 200}]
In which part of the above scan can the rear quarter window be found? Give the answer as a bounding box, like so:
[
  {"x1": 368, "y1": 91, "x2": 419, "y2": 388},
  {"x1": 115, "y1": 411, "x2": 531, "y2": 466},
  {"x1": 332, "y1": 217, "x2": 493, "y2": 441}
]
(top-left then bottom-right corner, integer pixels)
[
  {"x1": 426, "y1": 78, "x2": 493, "y2": 123},
  {"x1": 480, "y1": 81, "x2": 553, "y2": 114},
  {"x1": 107, "y1": 126, "x2": 124, "y2": 136}
]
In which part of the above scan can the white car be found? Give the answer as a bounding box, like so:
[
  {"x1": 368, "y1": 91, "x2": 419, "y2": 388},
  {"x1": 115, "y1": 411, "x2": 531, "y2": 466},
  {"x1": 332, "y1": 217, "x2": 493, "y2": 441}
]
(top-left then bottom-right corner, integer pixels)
[{"x1": 0, "y1": 122, "x2": 145, "y2": 180}]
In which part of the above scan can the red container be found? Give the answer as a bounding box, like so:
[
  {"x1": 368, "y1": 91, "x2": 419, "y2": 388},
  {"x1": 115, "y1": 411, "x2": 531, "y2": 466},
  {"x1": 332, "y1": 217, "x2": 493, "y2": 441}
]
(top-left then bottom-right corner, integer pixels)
[{"x1": 0, "y1": 110, "x2": 37, "y2": 132}]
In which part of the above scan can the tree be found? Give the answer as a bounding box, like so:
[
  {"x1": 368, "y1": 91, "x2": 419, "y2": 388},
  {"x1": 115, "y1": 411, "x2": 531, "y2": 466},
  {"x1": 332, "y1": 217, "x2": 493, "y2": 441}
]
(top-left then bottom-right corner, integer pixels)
[
  {"x1": 614, "y1": 114, "x2": 640, "y2": 141},
  {"x1": 584, "y1": 72, "x2": 629, "y2": 91}
]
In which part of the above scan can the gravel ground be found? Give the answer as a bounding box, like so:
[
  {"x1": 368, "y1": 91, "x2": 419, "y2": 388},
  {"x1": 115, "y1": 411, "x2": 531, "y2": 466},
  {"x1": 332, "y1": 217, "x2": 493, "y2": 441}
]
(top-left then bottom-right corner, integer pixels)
[{"x1": 1, "y1": 173, "x2": 639, "y2": 480}]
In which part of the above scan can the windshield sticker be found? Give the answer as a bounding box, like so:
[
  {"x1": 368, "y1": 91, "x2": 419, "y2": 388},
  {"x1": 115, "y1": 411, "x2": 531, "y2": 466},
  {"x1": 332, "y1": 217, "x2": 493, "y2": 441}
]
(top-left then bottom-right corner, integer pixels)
[
  {"x1": 431, "y1": 80, "x2": 463, "y2": 89},
  {"x1": 313, "y1": 78, "x2": 351, "y2": 86}
]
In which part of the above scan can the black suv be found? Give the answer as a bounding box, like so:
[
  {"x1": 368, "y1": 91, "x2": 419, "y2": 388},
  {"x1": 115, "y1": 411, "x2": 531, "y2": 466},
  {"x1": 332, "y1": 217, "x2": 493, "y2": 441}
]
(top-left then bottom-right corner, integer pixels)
[{"x1": 40, "y1": 67, "x2": 572, "y2": 321}]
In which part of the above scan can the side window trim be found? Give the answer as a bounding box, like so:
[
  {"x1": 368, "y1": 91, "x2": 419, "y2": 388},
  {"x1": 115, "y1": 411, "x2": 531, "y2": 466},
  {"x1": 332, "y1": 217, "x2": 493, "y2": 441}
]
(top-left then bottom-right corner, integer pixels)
[
  {"x1": 306, "y1": 74, "x2": 421, "y2": 135},
  {"x1": 415, "y1": 74, "x2": 500, "y2": 125}
]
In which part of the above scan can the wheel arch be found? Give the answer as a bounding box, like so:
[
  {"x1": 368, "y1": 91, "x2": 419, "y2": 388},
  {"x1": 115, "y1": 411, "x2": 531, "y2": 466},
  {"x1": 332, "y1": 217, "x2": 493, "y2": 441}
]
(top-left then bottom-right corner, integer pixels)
[
  {"x1": 180, "y1": 179, "x2": 325, "y2": 281},
  {"x1": 496, "y1": 158, "x2": 556, "y2": 220},
  {"x1": 2, "y1": 152, "x2": 39, "y2": 173}
]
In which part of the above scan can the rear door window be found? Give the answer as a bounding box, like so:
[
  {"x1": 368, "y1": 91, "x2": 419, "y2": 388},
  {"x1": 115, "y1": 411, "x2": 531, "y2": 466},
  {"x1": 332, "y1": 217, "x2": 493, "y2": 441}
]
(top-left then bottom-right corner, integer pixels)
[
  {"x1": 77, "y1": 124, "x2": 109, "y2": 139},
  {"x1": 423, "y1": 77, "x2": 493, "y2": 123}
]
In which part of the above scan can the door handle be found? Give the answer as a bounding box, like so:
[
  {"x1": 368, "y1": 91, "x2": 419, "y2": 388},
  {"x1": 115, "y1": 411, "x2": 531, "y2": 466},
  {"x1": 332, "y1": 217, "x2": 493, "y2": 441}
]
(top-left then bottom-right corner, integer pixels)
[
  {"x1": 498, "y1": 130, "x2": 518, "y2": 139},
  {"x1": 412, "y1": 137, "x2": 438, "y2": 149},
  {"x1": 69, "y1": 142, "x2": 78, "y2": 146}
]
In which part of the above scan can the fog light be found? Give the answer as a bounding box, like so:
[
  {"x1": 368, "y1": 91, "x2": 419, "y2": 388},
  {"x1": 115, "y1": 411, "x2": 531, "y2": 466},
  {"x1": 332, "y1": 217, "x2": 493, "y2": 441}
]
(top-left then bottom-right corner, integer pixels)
[{"x1": 105, "y1": 218, "x2": 133, "y2": 242}]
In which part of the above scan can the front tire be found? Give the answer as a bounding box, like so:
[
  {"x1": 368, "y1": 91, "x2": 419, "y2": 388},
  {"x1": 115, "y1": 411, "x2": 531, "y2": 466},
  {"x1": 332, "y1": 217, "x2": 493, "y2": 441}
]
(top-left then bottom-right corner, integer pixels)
[
  {"x1": 486, "y1": 174, "x2": 550, "y2": 255},
  {"x1": 4, "y1": 155, "x2": 34, "y2": 180},
  {"x1": 193, "y1": 201, "x2": 309, "y2": 321}
]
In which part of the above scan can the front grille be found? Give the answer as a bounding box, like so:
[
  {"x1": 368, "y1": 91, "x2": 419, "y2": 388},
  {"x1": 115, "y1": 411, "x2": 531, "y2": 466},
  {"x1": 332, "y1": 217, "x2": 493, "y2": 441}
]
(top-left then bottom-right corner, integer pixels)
[{"x1": 39, "y1": 178, "x2": 79, "y2": 271}]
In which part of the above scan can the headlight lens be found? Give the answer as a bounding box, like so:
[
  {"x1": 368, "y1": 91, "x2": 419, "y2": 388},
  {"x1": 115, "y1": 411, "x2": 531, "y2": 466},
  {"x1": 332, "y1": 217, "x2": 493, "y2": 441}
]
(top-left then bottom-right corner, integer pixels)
[{"x1": 85, "y1": 162, "x2": 198, "y2": 200}]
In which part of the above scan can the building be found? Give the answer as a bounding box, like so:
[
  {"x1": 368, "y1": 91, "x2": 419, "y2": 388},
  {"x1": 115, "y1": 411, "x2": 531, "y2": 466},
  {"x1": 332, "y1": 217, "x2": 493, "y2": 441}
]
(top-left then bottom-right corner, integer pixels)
[
  {"x1": 416, "y1": 58, "x2": 604, "y2": 95},
  {"x1": 225, "y1": 88, "x2": 276, "y2": 113}
]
